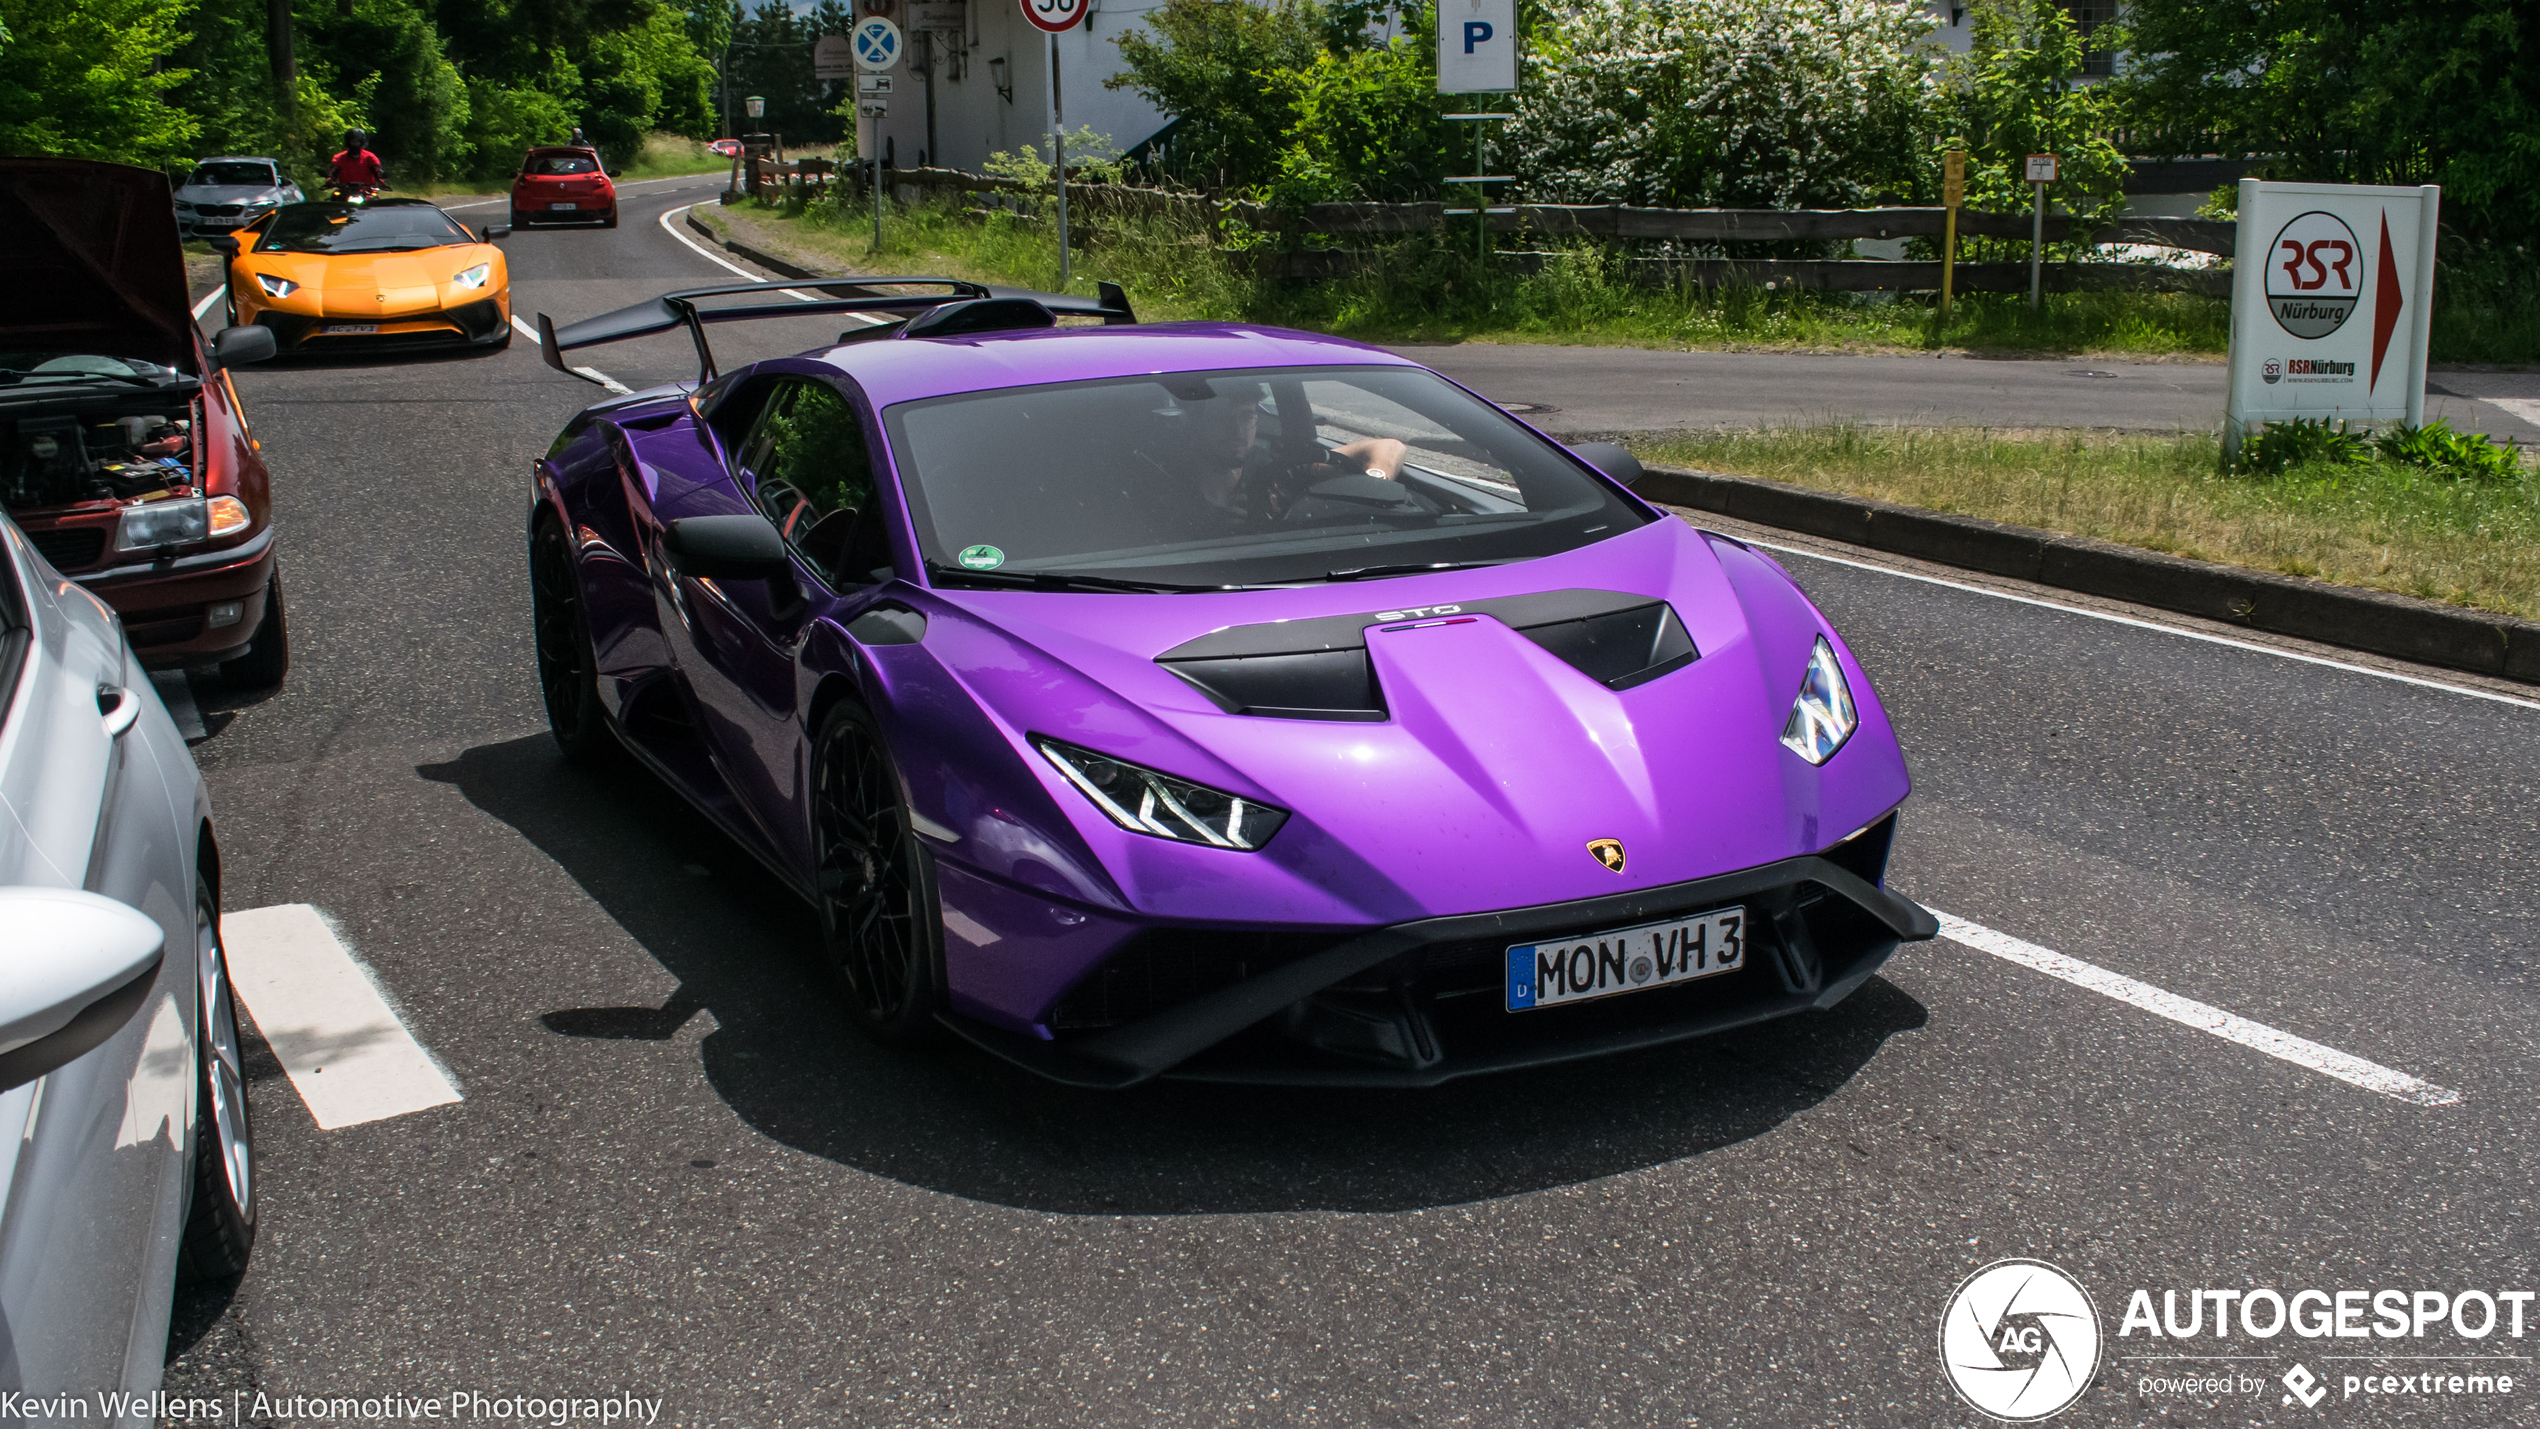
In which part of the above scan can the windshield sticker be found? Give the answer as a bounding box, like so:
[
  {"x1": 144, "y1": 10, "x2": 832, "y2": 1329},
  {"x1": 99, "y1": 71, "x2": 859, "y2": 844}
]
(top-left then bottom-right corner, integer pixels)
[{"x1": 957, "y1": 544, "x2": 1006, "y2": 571}]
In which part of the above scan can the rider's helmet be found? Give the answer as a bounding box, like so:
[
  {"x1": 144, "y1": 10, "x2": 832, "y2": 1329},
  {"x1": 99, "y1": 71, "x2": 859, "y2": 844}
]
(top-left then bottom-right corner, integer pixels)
[{"x1": 345, "y1": 128, "x2": 367, "y2": 153}]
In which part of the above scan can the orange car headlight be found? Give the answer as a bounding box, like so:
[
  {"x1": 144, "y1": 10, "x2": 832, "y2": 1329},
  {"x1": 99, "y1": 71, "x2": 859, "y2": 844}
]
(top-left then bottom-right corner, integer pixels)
[
  {"x1": 254, "y1": 272, "x2": 299, "y2": 298},
  {"x1": 452, "y1": 262, "x2": 493, "y2": 291}
]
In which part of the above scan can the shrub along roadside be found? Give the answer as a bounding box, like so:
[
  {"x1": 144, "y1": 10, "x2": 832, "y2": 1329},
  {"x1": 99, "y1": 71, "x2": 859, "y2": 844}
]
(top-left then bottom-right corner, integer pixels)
[{"x1": 1630, "y1": 425, "x2": 2540, "y2": 619}]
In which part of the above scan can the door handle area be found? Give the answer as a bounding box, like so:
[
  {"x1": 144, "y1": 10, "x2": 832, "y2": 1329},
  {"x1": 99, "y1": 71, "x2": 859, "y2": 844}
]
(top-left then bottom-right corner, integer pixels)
[{"x1": 97, "y1": 684, "x2": 142, "y2": 738}]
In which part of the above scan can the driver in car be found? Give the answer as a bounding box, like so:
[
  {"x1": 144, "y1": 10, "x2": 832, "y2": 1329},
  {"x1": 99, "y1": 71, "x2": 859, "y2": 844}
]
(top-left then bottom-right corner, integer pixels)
[{"x1": 1180, "y1": 390, "x2": 1408, "y2": 527}]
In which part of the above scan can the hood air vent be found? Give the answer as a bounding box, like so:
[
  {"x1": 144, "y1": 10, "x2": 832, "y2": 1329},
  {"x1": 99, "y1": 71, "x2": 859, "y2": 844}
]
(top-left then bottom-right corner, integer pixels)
[{"x1": 1157, "y1": 588, "x2": 1699, "y2": 719}]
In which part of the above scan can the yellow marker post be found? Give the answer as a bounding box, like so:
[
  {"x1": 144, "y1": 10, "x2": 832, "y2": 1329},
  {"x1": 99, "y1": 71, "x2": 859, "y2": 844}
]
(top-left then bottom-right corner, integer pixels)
[{"x1": 1940, "y1": 149, "x2": 1965, "y2": 323}]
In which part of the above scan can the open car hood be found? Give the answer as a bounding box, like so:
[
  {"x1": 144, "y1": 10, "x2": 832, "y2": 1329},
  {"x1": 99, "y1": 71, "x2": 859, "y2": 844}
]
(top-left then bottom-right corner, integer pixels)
[{"x1": 0, "y1": 158, "x2": 196, "y2": 373}]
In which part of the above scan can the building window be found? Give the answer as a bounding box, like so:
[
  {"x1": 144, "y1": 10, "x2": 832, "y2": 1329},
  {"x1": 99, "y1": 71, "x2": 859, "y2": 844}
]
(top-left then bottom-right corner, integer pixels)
[{"x1": 2065, "y1": 1, "x2": 2116, "y2": 77}]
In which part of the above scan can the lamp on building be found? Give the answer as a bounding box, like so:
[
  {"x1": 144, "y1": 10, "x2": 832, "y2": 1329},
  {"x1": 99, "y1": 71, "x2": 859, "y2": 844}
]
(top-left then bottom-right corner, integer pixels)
[{"x1": 987, "y1": 55, "x2": 1011, "y2": 105}]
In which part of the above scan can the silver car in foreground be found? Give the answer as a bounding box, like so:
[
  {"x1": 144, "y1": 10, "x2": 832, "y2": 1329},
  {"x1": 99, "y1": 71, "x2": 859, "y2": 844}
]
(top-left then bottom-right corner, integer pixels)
[
  {"x1": 172, "y1": 157, "x2": 302, "y2": 236},
  {"x1": 0, "y1": 514, "x2": 255, "y2": 1414}
]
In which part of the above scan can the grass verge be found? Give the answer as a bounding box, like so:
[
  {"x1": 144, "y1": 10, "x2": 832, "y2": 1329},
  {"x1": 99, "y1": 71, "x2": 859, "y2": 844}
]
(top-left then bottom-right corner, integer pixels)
[{"x1": 1629, "y1": 426, "x2": 2540, "y2": 619}]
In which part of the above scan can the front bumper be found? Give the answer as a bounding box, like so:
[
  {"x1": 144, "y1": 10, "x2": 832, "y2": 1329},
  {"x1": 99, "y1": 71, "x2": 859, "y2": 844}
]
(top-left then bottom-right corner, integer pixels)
[
  {"x1": 941, "y1": 822, "x2": 1936, "y2": 1088},
  {"x1": 74, "y1": 530, "x2": 277, "y2": 668},
  {"x1": 255, "y1": 296, "x2": 509, "y2": 351}
]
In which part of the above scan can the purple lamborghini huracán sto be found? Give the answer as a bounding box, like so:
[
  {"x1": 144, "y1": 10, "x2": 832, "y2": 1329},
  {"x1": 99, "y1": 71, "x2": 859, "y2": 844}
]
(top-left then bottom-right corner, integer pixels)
[{"x1": 528, "y1": 278, "x2": 1936, "y2": 1086}]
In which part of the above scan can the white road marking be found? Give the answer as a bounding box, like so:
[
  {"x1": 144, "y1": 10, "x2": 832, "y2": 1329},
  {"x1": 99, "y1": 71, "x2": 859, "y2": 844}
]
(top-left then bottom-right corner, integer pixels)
[
  {"x1": 508, "y1": 315, "x2": 633, "y2": 395},
  {"x1": 219, "y1": 903, "x2": 464, "y2": 1129},
  {"x1": 658, "y1": 202, "x2": 883, "y2": 321},
  {"x1": 2488, "y1": 397, "x2": 2540, "y2": 427},
  {"x1": 1931, "y1": 910, "x2": 2462, "y2": 1107},
  {"x1": 148, "y1": 671, "x2": 205, "y2": 741},
  {"x1": 191, "y1": 284, "x2": 225, "y2": 320},
  {"x1": 1742, "y1": 537, "x2": 2540, "y2": 713}
]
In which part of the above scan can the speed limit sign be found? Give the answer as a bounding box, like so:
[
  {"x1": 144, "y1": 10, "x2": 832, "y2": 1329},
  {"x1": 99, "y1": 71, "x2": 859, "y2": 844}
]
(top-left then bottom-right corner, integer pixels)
[{"x1": 1020, "y1": 0, "x2": 1084, "y2": 32}]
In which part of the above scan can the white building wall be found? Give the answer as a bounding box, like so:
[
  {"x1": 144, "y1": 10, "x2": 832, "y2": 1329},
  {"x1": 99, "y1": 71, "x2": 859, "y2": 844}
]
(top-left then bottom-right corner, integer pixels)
[{"x1": 860, "y1": 0, "x2": 1169, "y2": 173}]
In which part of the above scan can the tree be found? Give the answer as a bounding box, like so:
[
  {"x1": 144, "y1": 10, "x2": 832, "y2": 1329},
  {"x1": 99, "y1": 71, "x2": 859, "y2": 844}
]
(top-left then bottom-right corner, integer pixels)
[
  {"x1": 2112, "y1": 0, "x2": 2537, "y2": 245},
  {"x1": 1940, "y1": 0, "x2": 2125, "y2": 242},
  {"x1": 1108, "y1": 0, "x2": 1324, "y2": 191},
  {"x1": 1508, "y1": 0, "x2": 1939, "y2": 211},
  {"x1": 0, "y1": 0, "x2": 199, "y2": 166}
]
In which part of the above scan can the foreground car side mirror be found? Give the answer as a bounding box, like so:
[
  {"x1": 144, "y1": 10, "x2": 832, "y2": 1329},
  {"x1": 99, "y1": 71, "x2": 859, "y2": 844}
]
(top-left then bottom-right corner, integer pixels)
[
  {"x1": 206, "y1": 235, "x2": 240, "y2": 257},
  {"x1": 482, "y1": 224, "x2": 511, "y2": 240},
  {"x1": 211, "y1": 325, "x2": 277, "y2": 369},
  {"x1": 1569, "y1": 441, "x2": 1646, "y2": 489},
  {"x1": 663, "y1": 514, "x2": 791, "y2": 580},
  {"x1": 0, "y1": 888, "x2": 167, "y2": 1095}
]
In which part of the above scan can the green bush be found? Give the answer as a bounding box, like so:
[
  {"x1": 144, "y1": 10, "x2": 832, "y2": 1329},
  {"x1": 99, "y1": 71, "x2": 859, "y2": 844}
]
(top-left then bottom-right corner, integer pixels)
[
  {"x1": 2240, "y1": 417, "x2": 2527, "y2": 482},
  {"x1": 0, "y1": 0, "x2": 199, "y2": 166},
  {"x1": 2239, "y1": 418, "x2": 2371, "y2": 476},
  {"x1": 2372, "y1": 420, "x2": 2527, "y2": 483}
]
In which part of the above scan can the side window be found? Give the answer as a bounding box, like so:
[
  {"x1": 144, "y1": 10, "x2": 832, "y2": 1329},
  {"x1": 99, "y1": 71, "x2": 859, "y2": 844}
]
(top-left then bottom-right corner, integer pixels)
[{"x1": 735, "y1": 378, "x2": 884, "y2": 587}]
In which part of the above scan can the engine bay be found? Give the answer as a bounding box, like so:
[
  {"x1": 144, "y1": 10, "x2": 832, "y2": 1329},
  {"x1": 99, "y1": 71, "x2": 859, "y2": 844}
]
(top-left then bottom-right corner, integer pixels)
[{"x1": 3, "y1": 399, "x2": 199, "y2": 513}]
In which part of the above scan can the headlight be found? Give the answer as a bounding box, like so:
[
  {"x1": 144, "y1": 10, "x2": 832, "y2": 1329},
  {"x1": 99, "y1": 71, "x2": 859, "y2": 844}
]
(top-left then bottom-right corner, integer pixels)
[
  {"x1": 1778, "y1": 635, "x2": 1859, "y2": 766},
  {"x1": 116, "y1": 497, "x2": 210, "y2": 551},
  {"x1": 452, "y1": 263, "x2": 492, "y2": 290},
  {"x1": 255, "y1": 272, "x2": 298, "y2": 297},
  {"x1": 174, "y1": 199, "x2": 196, "y2": 211},
  {"x1": 1035, "y1": 737, "x2": 1289, "y2": 850}
]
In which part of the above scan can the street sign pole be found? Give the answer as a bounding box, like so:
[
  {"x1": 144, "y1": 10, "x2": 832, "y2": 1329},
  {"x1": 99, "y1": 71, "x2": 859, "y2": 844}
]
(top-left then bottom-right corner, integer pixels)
[
  {"x1": 853, "y1": 16, "x2": 903, "y2": 256},
  {"x1": 1436, "y1": 0, "x2": 1518, "y2": 260},
  {"x1": 1021, "y1": 0, "x2": 1087, "y2": 289},
  {"x1": 1940, "y1": 149, "x2": 1964, "y2": 324},
  {"x1": 2024, "y1": 153, "x2": 2059, "y2": 312}
]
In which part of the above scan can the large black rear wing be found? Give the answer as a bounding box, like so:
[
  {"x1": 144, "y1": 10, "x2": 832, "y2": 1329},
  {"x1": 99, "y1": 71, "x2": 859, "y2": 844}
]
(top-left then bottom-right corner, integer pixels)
[{"x1": 534, "y1": 276, "x2": 1136, "y2": 385}]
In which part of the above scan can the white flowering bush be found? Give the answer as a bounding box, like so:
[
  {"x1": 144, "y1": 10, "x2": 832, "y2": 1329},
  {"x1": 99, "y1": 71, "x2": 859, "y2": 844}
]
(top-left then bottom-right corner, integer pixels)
[{"x1": 1507, "y1": 0, "x2": 1942, "y2": 210}]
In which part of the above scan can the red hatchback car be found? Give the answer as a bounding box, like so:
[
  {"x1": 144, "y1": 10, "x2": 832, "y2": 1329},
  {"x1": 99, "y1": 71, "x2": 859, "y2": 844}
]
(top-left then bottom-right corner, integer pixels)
[
  {"x1": 1, "y1": 158, "x2": 289, "y2": 688},
  {"x1": 509, "y1": 148, "x2": 617, "y2": 228}
]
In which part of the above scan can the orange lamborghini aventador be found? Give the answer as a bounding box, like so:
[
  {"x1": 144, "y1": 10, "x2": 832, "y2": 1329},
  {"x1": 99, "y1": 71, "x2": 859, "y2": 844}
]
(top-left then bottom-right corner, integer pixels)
[{"x1": 216, "y1": 198, "x2": 512, "y2": 353}]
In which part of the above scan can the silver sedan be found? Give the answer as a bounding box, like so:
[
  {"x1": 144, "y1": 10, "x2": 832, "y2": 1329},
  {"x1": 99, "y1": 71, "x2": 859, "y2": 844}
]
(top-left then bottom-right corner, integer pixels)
[
  {"x1": 172, "y1": 157, "x2": 302, "y2": 236},
  {"x1": 0, "y1": 514, "x2": 255, "y2": 1413}
]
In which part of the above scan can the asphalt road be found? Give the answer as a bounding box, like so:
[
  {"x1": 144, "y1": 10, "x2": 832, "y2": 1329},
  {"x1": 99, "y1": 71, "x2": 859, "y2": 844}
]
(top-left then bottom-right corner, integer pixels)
[
  {"x1": 161, "y1": 174, "x2": 2539, "y2": 1427},
  {"x1": 1409, "y1": 345, "x2": 2540, "y2": 442}
]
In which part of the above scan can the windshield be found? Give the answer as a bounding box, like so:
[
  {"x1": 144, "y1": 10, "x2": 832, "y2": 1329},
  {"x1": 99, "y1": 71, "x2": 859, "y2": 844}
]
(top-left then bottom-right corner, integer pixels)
[
  {"x1": 0, "y1": 352, "x2": 176, "y2": 385},
  {"x1": 255, "y1": 202, "x2": 472, "y2": 254},
  {"x1": 525, "y1": 153, "x2": 600, "y2": 176},
  {"x1": 885, "y1": 365, "x2": 1652, "y2": 588},
  {"x1": 189, "y1": 162, "x2": 277, "y2": 188}
]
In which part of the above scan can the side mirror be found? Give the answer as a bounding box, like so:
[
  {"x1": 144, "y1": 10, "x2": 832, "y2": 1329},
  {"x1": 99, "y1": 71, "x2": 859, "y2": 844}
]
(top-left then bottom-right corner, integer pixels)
[
  {"x1": 1570, "y1": 441, "x2": 1646, "y2": 489},
  {"x1": 206, "y1": 235, "x2": 240, "y2": 257},
  {"x1": 481, "y1": 224, "x2": 511, "y2": 241},
  {"x1": 0, "y1": 888, "x2": 167, "y2": 1094},
  {"x1": 210, "y1": 325, "x2": 277, "y2": 369},
  {"x1": 663, "y1": 514, "x2": 791, "y2": 580}
]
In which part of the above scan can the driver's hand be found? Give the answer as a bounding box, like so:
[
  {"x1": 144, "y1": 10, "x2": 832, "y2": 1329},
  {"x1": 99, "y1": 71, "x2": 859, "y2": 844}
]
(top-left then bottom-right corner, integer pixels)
[{"x1": 1329, "y1": 437, "x2": 1408, "y2": 480}]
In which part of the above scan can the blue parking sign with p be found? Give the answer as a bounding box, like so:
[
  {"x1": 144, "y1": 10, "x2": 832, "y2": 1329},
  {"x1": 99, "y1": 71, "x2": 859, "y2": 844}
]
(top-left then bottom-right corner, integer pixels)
[{"x1": 1435, "y1": 0, "x2": 1516, "y2": 92}]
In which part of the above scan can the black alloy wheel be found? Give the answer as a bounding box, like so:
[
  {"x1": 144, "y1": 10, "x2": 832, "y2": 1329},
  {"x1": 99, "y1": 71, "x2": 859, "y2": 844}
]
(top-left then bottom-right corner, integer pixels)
[
  {"x1": 530, "y1": 519, "x2": 615, "y2": 765},
  {"x1": 813, "y1": 701, "x2": 943, "y2": 1044},
  {"x1": 177, "y1": 876, "x2": 256, "y2": 1281}
]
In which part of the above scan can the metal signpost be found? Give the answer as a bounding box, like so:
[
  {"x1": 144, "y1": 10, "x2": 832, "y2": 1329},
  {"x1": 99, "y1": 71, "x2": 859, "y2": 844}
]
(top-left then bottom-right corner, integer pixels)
[
  {"x1": 1436, "y1": 0, "x2": 1518, "y2": 258},
  {"x1": 2224, "y1": 180, "x2": 2441, "y2": 461},
  {"x1": 1940, "y1": 149, "x2": 1965, "y2": 321},
  {"x1": 853, "y1": 17, "x2": 902, "y2": 253},
  {"x1": 2024, "y1": 152, "x2": 2058, "y2": 310},
  {"x1": 1022, "y1": 0, "x2": 1087, "y2": 287}
]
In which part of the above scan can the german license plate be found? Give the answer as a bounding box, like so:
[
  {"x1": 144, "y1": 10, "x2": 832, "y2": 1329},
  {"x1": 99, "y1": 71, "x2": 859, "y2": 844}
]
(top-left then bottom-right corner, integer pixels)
[
  {"x1": 323, "y1": 323, "x2": 378, "y2": 334},
  {"x1": 1506, "y1": 906, "x2": 1746, "y2": 1011},
  {"x1": 550, "y1": 202, "x2": 579, "y2": 210}
]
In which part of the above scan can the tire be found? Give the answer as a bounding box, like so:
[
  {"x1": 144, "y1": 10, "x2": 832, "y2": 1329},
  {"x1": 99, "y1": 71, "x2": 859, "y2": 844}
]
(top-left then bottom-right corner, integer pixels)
[
  {"x1": 530, "y1": 518, "x2": 615, "y2": 766},
  {"x1": 219, "y1": 573, "x2": 289, "y2": 691},
  {"x1": 509, "y1": 209, "x2": 528, "y2": 229},
  {"x1": 177, "y1": 877, "x2": 255, "y2": 1282},
  {"x1": 600, "y1": 211, "x2": 618, "y2": 230},
  {"x1": 812, "y1": 701, "x2": 943, "y2": 1045}
]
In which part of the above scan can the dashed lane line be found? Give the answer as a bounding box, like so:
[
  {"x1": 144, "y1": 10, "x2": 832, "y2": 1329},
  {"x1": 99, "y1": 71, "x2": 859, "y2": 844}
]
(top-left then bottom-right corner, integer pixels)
[
  {"x1": 220, "y1": 904, "x2": 463, "y2": 1129},
  {"x1": 1747, "y1": 537, "x2": 2540, "y2": 714},
  {"x1": 1933, "y1": 910, "x2": 2462, "y2": 1107}
]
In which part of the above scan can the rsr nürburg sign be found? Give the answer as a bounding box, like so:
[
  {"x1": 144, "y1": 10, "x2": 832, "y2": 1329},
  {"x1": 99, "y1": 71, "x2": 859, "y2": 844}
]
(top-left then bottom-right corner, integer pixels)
[{"x1": 2225, "y1": 180, "x2": 2439, "y2": 452}]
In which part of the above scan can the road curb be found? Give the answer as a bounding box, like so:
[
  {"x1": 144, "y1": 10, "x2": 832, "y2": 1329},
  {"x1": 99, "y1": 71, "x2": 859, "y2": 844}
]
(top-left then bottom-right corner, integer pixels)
[
  {"x1": 1637, "y1": 464, "x2": 2540, "y2": 686},
  {"x1": 685, "y1": 210, "x2": 829, "y2": 281}
]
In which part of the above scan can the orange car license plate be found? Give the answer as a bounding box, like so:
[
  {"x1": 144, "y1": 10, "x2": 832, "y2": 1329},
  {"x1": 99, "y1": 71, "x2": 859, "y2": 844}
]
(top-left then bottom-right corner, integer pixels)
[{"x1": 324, "y1": 323, "x2": 379, "y2": 335}]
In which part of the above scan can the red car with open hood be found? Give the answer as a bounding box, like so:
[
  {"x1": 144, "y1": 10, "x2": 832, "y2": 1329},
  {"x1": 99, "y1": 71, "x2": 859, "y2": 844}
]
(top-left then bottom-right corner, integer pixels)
[{"x1": 0, "y1": 158, "x2": 290, "y2": 688}]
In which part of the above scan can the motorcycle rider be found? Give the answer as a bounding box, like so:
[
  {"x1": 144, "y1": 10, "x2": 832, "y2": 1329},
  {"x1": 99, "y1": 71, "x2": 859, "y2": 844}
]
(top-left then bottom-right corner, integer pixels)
[{"x1": 328, "y1": 129, "x2": 385, "y2": 196}]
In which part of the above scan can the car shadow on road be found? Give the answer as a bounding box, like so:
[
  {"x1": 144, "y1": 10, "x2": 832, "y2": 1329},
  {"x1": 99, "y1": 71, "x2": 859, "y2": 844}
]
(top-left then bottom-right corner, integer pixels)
[{"x1": 420, "y1": 734, "x2": 1928, "y2": 1216}]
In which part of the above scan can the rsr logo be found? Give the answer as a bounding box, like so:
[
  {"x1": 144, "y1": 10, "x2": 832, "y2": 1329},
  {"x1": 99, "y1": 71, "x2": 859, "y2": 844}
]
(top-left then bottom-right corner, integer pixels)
[
  {"x1": 1376, "y1": 604, "x2": 1462, "y2": 621},
  {"x1": 2264, "y1": 210, "x2": 2364, "y2": 339}
]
